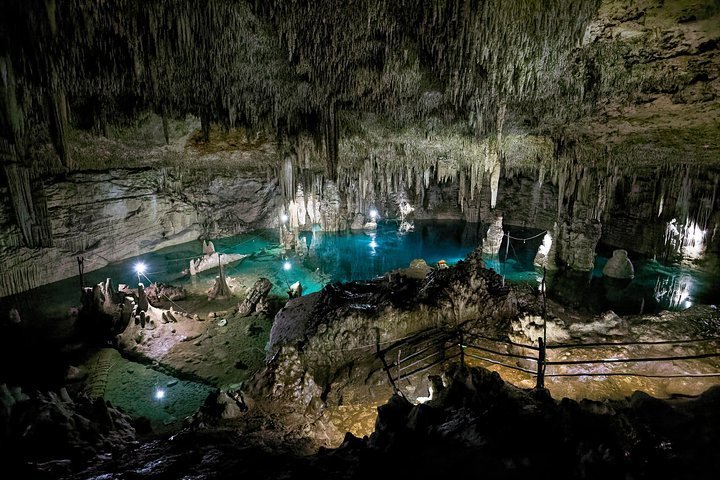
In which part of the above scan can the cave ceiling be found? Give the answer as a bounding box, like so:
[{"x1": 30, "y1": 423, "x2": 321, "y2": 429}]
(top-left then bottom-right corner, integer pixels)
[{"x1": 0, "y1": 0, "x2": 719, "y2": 173}]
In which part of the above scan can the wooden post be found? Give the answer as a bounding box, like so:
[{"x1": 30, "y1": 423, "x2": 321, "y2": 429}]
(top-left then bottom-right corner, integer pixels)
[
  {"x1": 397, "y1": 349, "x2": 402, "y2": 384},
  {"x1": 536, "y1": 337, "x2": 546, "y2": 390},
  {"x1": 542, "y1": 266, "x2": 547, "y2": 343},
  {"x1": 502, "y1": 232, "x2": 510, "y2": 286},
  {"x1": 376, "y1": 328, "x2": 401, "y2": 396}
]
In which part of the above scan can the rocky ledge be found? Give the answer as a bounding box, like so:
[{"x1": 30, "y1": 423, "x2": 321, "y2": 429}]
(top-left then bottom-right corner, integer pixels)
[{"x1": 56, "y1": 365, "x2": 720, "y2": 480}]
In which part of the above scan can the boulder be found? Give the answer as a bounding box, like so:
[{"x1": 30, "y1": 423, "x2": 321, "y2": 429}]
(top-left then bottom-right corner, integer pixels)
[
  {"x1": 287, "y1": 281, "x2": 303, "y2": 299},
  {"x1": 238, "y1": 278, "x2": 273, "y2": 316},
  {"x1": 145, "y1": 283, "x2": 187, "y2": 304},
  {"x1": 603, "y1": 249, "x2": 635, "y2": 279}
]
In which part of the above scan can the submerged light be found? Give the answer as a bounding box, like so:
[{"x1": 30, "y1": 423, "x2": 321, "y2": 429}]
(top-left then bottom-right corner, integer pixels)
[
  {"x1": 155, "y1": 389, "x2": 165, "y2": 400},
  {"x1": 135, "y1": 262, "x2": 146, "y2": 275},
  {"x1": 283, "y1": 261, "x2": 292, "y2": 271}
]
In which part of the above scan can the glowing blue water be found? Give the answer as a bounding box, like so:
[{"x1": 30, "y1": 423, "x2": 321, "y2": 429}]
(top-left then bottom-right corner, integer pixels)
[{"x1": 2, "y1": 221, "x2": 718, "y2": 320}]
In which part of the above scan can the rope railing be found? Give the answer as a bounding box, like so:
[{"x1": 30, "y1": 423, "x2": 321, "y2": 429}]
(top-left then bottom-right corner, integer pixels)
[
  {"x1": 370, "y1": 274, "x2": 719, "y2": 395},
  {"x1": 505, "y1": 230, "x2": 548, "y2": 242},
  {"x1": 464, "y1": 351, "x2": 538, "y2": 375},
  {"x1": 462, "y1": 330, "x2": 540, "y2": 351},
  {"x1": 545, "y1": 337, "x2": 720, "y2": 349},
  {"x1": 545, "y1": 372, "x2": 720, "y2": 378},
  {"x1": 377, "y1": 325, "x2": 720, "y2": 393},
  {"x1": 393, "y1": 351, "x2": 462, "y2": 383},
  {"x1": 461, "y1": 342, "x2": 538, "y2": 361},
  {"x1": 545, "y1": 352, "x2": 720, "y2": 365}
]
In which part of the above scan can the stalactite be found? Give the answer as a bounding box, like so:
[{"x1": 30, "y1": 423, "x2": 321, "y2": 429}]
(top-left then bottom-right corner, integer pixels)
[
  {"x1": 3, "y1": 164, "x2": 38, "y2": 247},
  {"x1": 47, "y1": 86, "x2": 71, "y2": 168},
  {"x1": 323, "y1": 99, "x2": 338, "y2": 178}
]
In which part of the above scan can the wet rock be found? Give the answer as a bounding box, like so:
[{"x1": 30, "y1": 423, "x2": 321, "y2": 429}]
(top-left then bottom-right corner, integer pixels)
[
  {"x1": 408, "y1": 258, "x2": 432, "y2": 275},
  {"x1": 238, "y1": 278, "x2": 273, "y2": 316},
  {"x1": 189, "y1": 252, "x2": 247, "y2": 276},
  {"x1": 0, "y1": 386, "x2": 135, "y2": 466},
  {"x1": 482, "y1": 214, "x2": 504, "y2": 256},
  {"x1": 287, "y1": 281, "x2": 303, "y2": 299},
  {"x1": 145, "y1": 283, "x2": 187, "y2": 304},
  {"x1": 349, "y1": 213, "x2": 366, "y2": 230},
  {"x1": 137, "y1": 283, "x2": 149, "y2": 312},
  {"x1": 556, "y1": 218, "x2": 602, "y2": 271},
  {"x1": 603, "y1": 249, "x2": 635, "y2": 279},
  {"x1": 65, "y1": 365, "x2": 87, "y2": 382},
  {"x1": 533, "y1": 232, "x2": 553, "y2": 268},
  {"x1": 568, "y1": 310, "x2": 628, "y2": 336}
]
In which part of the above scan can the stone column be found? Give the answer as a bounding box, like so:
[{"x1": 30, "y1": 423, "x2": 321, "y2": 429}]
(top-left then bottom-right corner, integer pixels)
[
  {"x1": 554, "y1": 218, "x2": 602, "y2": 271},
  {"x1": 482, "y1": 214, "x2": 504, "y2": 257}
]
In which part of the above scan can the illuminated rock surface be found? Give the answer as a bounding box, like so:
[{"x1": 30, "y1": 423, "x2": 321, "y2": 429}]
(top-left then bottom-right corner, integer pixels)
[{"x1": 1, "y1": 0, "x2": 720, "y2": 478}]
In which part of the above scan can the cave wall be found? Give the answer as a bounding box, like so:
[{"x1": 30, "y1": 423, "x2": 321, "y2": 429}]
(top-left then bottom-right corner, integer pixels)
[
  {"x1": 1, "y1": 0, "x2": 719, "y2": 295},
  {"x1": 0, "y1": 164, "x2": 279, "y2": 297},
  {"x1": 2, "y1": 127, "x2": 718, "y2": 297}
]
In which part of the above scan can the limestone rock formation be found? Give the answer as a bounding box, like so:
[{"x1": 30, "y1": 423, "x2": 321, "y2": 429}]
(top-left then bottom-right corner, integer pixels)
[
  {"x1": 238, "y1": 278, "x2": 273, "y2": 317},
  {"x1": 189, "y1": 252, "x2": 248, "y2": 276},
  {"x1": 482, "y1": 215, "x2": 504, "y2": 257},
  {"x1": 603, "y1": 249, "x2": 635, "y2": 279},
  {"x1": 556, "y1": 218, "x2": 602, "y2": 271},
  {"x1": 287, "y1": 281, "x2": 303, "y2": 299},
  {"x1": 76, "y1": 278, "x2": 135, "y2": 342},
  {"x1": 334, "y1": 365, "x2": 720, "y2": 479},
  {"x1": 145, "y1": 283, "x2": 187, "y2": 305},
  {"x1": 533, "y1": 232, "x2": 553, "y2": 268},
  {"x1": 0, "y1": 0, "x2": 718, "y2": 299},
  {"x1": 0, "y1": 168, "x2": 278, "y2": 297},
  {"x1": 0, "y1": 385, "x2": 136, "y2": 473},
  {"x1": 255, "y1": 244, "x2": 539, "y2": 410},
  {"x1": 208, "y1": 258, "x2": 233, "y2": 300}
]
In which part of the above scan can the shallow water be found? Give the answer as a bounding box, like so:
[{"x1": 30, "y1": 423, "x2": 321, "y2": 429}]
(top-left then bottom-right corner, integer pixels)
[
  {"x1": 99, "y1": 349, "x2": 213, "y2": 431},
  {"x1": 2, "y1": 221, "x2": 718, "y2": 323}
]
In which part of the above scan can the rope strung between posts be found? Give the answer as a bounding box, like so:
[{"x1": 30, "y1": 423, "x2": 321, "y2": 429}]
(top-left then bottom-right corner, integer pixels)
[
  {"x1": 505, "y1": 230, "x2": 548, "y2": 242},
  {"x1": 546, "y1": 337, "x2": 720, "y2": 349}
]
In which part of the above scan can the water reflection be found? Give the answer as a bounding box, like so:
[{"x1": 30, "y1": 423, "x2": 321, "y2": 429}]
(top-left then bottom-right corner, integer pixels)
[
  {"x1": 654, "y1": 274, "x2": 694, "y2": 310},
  {"x1": 2, "y1": 222, "x2": 717, "y2": 324}
]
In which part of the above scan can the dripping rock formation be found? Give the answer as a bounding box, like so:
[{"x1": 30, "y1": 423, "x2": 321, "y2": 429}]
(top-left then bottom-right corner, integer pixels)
[{"x1": 0, "y1": 0, "x2": 717, "y2": 295}]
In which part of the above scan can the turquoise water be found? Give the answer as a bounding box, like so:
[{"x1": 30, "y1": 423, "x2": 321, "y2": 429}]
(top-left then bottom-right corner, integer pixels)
[
  {"x1": 102, "y1": 351, "x2": 213, "y2": 432},
  {"x1": 2, "y1": 221, "x2": 718, "y2": 322}
]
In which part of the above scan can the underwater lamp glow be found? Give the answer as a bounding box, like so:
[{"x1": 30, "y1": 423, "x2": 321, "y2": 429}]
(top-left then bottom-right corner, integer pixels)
[
  {"x1": 283, "y1": 261, "x2": 292, "y2": 271},
  {"x1": 135, "y1": 262, "x2": 146, "y2": 275},
  {"x1": 154, "y1": 389, "x2": 165, "y2": 400}
]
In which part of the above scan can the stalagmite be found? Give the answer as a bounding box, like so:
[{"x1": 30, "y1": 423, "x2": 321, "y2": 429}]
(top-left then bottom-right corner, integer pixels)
[
  {"x1": 602, "y1": 249, "x2": 634, "y2": 279},
  {"x1": 482, "y1": 215, "x2": 504, "y2": 257},
  {"x1": 208, "y1": 258, "x2": 232, "y2": 300},
  {"x1": 534, "y1": 232, "x2": 553, "y2": 268}
]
